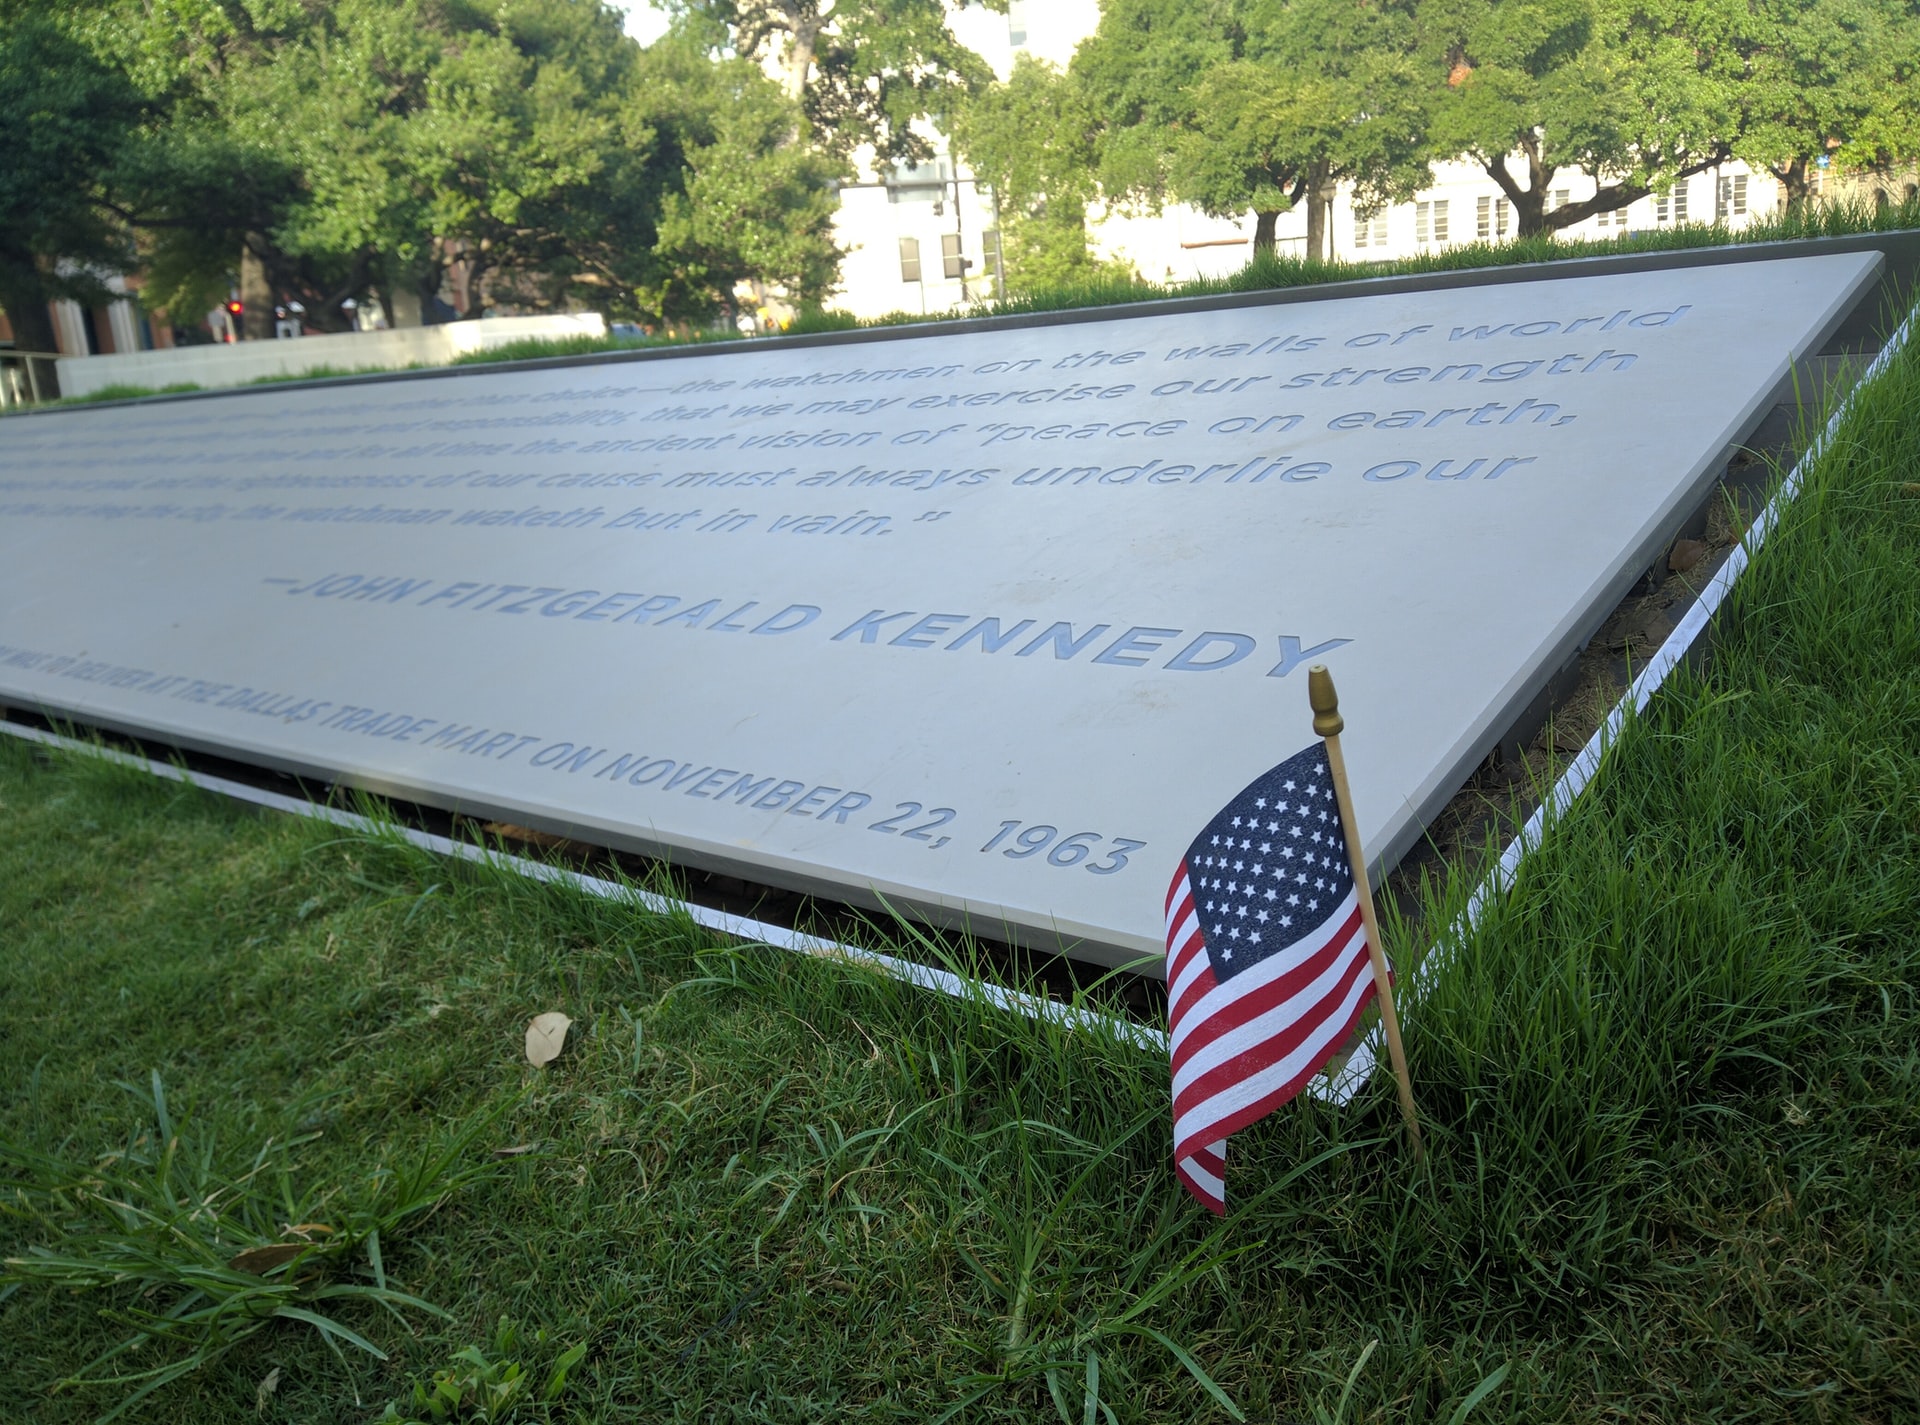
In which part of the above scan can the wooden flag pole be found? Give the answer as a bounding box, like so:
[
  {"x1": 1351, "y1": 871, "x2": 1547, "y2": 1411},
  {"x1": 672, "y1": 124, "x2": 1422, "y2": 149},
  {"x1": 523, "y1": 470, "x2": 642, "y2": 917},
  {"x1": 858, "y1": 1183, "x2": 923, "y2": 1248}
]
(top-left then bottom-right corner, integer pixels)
[{"x1": 1308, "y1": 664, "x2": 1424, "y2": 1160}]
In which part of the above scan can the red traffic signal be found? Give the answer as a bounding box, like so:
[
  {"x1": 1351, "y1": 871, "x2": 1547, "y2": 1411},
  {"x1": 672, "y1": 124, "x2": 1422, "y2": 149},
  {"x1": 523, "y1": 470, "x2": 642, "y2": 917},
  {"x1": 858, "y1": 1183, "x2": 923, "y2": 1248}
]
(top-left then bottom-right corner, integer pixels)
[{"x1": 224, "y1": 300, "x2": 244, "y2": 317}]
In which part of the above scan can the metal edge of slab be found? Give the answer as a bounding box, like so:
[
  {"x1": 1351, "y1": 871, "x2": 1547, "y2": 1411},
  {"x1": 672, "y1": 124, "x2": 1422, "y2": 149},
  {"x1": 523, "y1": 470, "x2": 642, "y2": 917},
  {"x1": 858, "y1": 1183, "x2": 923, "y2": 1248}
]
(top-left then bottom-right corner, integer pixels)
[
  {"x1": 10, "y1": 229, "x2": 1920, "y2": 420},
  {"x1": 0, "y1": 713, "x2": 1170, "y2": 1054},
  {"x1": 0, "y1": 713, "x2": 1377, "y2": 1104}
]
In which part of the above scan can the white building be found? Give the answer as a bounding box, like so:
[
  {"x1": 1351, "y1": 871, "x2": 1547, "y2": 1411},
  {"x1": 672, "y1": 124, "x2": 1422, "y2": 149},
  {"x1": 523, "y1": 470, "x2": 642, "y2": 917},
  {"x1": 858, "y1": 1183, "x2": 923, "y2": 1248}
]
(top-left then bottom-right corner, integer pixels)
[{"x1": 826, "y1": 1, "x2": 1783, "y2": 318}]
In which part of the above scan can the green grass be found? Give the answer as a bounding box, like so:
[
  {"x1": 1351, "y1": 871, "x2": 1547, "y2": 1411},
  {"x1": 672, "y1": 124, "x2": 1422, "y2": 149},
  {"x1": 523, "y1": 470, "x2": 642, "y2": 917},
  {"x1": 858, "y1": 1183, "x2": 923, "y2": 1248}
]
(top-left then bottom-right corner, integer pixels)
[
  {"x1": 447, "y1": 334, "x2": 665, "y2": 366},
  {"x1": 6, "y1": 302, "x2": 1920, "y2": 1421}
]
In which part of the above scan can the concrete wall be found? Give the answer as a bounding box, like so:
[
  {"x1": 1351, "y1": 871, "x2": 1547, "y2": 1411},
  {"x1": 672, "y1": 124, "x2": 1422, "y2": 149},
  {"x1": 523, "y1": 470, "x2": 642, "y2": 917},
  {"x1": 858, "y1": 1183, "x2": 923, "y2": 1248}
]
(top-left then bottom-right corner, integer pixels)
[{"x1": 56, "y1": 312, "x2": 607, "y2": 398}]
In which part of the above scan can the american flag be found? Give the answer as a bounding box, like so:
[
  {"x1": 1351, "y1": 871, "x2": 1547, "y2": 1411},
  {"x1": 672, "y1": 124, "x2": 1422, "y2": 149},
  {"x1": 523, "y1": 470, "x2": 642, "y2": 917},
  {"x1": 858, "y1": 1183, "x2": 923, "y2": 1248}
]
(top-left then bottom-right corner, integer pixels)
[{"x1": 1164, "y1": 740, "x2": 1386, "y2": 1214}]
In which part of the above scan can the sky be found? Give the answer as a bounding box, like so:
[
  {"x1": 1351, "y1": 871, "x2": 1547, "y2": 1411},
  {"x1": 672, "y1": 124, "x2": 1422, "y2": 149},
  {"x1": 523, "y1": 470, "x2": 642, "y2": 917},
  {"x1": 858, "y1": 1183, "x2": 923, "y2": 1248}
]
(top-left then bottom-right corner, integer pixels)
[{"x1": 606, "y1": 0, "x2": 673, "y2": 45}]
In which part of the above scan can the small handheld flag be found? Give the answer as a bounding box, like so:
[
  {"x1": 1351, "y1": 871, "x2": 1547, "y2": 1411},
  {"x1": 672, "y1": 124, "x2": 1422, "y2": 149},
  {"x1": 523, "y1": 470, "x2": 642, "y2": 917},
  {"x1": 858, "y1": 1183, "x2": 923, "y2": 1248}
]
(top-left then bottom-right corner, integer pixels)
[{"x1": 1164, "y1": 665, "x2": 1419, "y2": 1214}]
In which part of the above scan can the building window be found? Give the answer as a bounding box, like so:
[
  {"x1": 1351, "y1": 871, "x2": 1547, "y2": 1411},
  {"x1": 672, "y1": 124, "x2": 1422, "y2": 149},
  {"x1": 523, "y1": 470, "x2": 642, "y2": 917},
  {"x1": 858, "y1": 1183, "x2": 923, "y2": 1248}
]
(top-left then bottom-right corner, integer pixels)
[
  {"x1": 1654, "y1": 180, "x2": 1689, "y2": 224},
  {"x1": 1718, "y1": 173, "x2": 1747, "y2": 216},
  {"x1": 941, "y1": 232, "x2": 965, "y2": 280},
  {"x1": 1007, "y1": 0, "x2": 1027, "y2": 46},
  {"x1": 1596, "y1": 203, "x2": 1628, "y2": 230},
  {"x1": 898, "y1": 237, "x2": 921, "y2": 283},
  {"x1": 1476, "y1": 195, "x2": 1510, "y2": 240},
  {"x1": 1415, "y1": 199, "x2": 1448, "y2": 243},
  {"x1": 981, "y1": 228, "x2": 1003, "y2": 284},
  {"x1": 1548, "y1": 188, "x2": 1570, "y2": 213},
  {"x1": 1352, "y1": 211, "x2": 1388, "y2": 248}
]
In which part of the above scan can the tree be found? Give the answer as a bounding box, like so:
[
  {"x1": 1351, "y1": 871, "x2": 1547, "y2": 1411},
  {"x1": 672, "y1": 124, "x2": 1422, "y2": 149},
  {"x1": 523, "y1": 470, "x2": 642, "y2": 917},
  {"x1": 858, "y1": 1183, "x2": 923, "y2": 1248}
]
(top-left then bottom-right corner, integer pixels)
[
  {"x1": 0, "y1": 8, "x2": 144, "y2": 384},
  {"x1": 94, "y1": 0, "x2": 429, "y2": 333},
  {"x1": 620, "y1": 35, "x2": 844, "y2": 321},
  {"x1": 115, "y1": 0, "x2": 849, "y2": 330},
  {"x1": 1195, "y1": 0, "x2": 1430, "y2": 259},
  {"x1": 1074, "y1": 0, "x2": 1429, "y2": 261},
  {"x1": 1071, "y1": 0, "x2": 1260, "y2": 239},
  {"x1": 693, "y1": 0, "x2": 999, "y2": 163},
  {"x1": 1730, "y1": 0, "x2": 1917, "y2": 210},
  {"x1": 951, "y1": 55, "x2": 1124, "y2": 293},
  {"x1": 1420, "y1": 0, "x2": 1742, "y2": 237}
]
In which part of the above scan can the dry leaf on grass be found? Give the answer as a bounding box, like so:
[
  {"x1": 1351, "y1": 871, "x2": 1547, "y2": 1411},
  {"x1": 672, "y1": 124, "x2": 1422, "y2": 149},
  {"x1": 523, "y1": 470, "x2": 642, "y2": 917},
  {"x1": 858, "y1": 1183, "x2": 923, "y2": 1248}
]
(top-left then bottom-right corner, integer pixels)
[
  {"x1": 255, "y1": 1366, "x2": 282, "y2": 1415},
  {"x1": 526, "y1": 1011, "x2": 572, "y2": 1066},
  {"x1": 1668, "y1": 538, "x2": 1708, "y2": 573},
  {"x1": 491, "y1": 1142, "x2": 542, "y2": 1158},
  {"x1": 228, "y1": 1242, "x2": 308, "y2": 1274},
  {"x1": 483, "y1": 820, "x2": 568, "y2": 849}
]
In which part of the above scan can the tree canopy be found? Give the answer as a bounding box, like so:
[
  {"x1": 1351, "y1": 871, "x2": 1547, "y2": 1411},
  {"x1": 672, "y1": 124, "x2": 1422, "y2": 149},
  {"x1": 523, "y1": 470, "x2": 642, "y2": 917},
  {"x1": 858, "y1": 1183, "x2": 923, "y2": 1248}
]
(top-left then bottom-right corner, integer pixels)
[
  {"x1": 0, "y1": 6, "x2": 145, "y2": 366},
  {"x1": 692, "y1": 0, "x2": 1001, "y2": 162},
  {"x1": 950, "y1": 54, "x2": 1127, "y2": 292},
  {"x1": 1073, "y1": 0, "x2": 1430, "y2": 258},
  {"x1": 2, "y1": 0, "x2": 842, "y2": 342}
]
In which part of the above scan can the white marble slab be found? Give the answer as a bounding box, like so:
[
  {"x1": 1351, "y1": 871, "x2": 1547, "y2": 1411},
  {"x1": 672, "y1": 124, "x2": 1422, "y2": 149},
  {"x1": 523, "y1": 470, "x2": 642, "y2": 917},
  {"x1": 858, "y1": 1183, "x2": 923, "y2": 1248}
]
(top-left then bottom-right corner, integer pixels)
[{"x1": 0, "y1": 253, "x2": 1879, "y2": 966}]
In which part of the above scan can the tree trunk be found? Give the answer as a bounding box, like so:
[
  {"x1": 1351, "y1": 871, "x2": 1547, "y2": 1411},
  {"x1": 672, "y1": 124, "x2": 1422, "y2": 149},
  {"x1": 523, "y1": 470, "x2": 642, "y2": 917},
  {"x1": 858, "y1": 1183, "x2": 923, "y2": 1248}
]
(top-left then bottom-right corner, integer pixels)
[
  {"x1": 1776, "y1": 158, "x2": 1811, "y2": 211},
  {"x1": 1513, "y1": 187, "x2": 1547, "y2": 238},
  {"x1": 1253, "y1": 208, "x2": 1278, "y2": 261},
  {"x1": 0, "y1": 263, "x2": 62, "y2": 398},
  {"x1": 1304, "y1": 161, "x2": 1331, "y2": 262},
  {"x1": 461, "y1": 258, "x2": 490, "y2": 319},
  {"x1": 782, "y1": 20, "x2": 818, "y2": 101},
  {"x1": 240, "y1": 234, "x2": 273, "y2": 340},
  {"x1": 1511, "y1": 136, "x2": 1550, "y2": 238}
]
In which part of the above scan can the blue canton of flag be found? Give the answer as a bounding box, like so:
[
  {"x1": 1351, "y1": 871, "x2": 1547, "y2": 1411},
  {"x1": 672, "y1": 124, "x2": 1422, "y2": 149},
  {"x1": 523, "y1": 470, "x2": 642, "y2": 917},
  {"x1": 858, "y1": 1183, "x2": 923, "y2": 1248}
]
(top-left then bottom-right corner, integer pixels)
[{"x1": 1164, "y1": 740, "x2": 1385, "y2": 1214}]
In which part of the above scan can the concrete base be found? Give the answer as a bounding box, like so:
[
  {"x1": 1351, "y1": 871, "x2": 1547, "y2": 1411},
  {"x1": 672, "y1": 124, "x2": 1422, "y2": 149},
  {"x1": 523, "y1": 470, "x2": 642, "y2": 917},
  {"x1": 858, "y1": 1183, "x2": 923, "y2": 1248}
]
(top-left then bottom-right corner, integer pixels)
[{"x1": 55, "y1": 313, "x2": 609, "y2": 398}]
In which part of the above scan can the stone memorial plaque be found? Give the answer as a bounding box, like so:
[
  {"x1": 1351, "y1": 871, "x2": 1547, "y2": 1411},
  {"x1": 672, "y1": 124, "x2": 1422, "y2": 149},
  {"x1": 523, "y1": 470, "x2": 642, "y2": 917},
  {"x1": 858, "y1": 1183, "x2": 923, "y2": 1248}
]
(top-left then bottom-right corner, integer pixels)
[{"x1": 0, "y1": 253, "x2": 1879, "y2": 966}]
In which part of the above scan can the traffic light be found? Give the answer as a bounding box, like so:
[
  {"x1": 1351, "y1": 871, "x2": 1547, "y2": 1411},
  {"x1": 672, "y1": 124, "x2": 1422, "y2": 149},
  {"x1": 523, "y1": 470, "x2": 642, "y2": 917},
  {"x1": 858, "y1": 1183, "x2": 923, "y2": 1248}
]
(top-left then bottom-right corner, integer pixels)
[{"x1": 225, "y1": 300, "x2": 243, "y2": 319}]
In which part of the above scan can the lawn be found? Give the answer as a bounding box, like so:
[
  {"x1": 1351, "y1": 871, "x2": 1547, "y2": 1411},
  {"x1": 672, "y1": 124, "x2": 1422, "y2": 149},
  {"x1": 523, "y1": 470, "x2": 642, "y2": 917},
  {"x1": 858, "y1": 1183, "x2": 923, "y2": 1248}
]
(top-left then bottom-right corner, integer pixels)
[{"x1": 4, "y1": 297, "x2": 1919, "y2": 1423}]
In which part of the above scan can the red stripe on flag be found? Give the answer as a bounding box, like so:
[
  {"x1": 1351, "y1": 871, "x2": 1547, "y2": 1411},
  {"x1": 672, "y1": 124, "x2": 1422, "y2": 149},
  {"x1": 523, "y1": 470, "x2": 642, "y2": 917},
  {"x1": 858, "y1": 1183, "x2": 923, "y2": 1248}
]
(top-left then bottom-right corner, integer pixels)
[
  {"x1": 1173, "y1": 940, "x2": 1375, "y2": 1121},
  {"x1": 1169, "y1": 905, "x2": 1364, "y2": 1078},
  {"x1": 1174, "y1": 971, "x2": 1379, "y2": 1159}
]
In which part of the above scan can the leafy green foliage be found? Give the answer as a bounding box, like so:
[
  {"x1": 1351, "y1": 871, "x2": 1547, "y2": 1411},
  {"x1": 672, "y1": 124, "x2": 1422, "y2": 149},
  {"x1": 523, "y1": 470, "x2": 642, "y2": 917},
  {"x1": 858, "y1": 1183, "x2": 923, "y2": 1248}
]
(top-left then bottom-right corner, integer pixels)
[
  {"x1": 8, "y1": 0, "x2": 839, "y2": 333},
  {"x1": 380, "y1": 1319, "x2": 588, "y2": 1423},
  {"x1": 952, "y1": 56, "x2": 1134, "y2": 295},
  {"x1": 0, "y1": 8, "x2": 145, "y2": 370},
  {"x1": 1073, "y1": 0, "x2": 1429, "y2": 257},
  {"x1": 1731, "y1": 0, "x2": 1920, "y2": 206},
  {"x1": 630, "y1": 34, "x2": 844, "y2": 322},
  {"x1": 697, "y1": 0, "x2": 1000, "y2": 163},
  {"x1": 1422, "y1": 0, "x2": 1743, "y2": 234}
]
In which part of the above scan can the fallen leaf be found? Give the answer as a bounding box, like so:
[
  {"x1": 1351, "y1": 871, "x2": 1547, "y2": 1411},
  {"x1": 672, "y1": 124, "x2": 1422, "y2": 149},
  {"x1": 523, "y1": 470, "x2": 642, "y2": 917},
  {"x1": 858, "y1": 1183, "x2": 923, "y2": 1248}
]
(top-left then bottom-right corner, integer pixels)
[
  {"x1": 484, "y1": 821, "x2": 567, "y2": 849},
  {"x1": 282, "y1": 1222, "x2": 334, "y2": 1239},
  {"x1": 229, "y1": 1242, "x2": 308, "y2": 1274},
  {"x1": 492, "y1": 1142, "x2": 542, "y2": 1158},
  {"x1": 526, "y1": 1011, "x2": 572, "y2": 1067},
  {"x1": 255, "y1": 1366, "x2": 282, "y2": 1415},
  {"x1": 1668, "y1": 538, "x2": 1708, "y2": 573}
]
